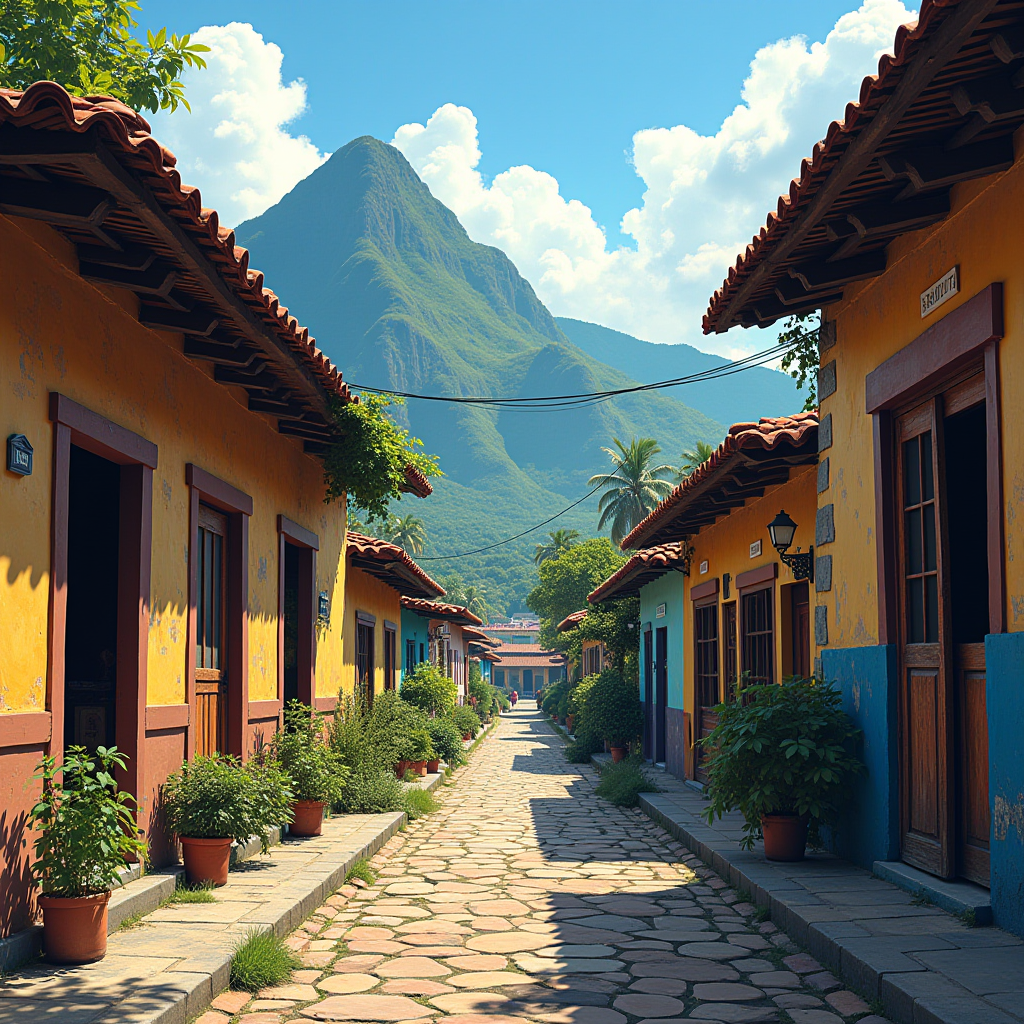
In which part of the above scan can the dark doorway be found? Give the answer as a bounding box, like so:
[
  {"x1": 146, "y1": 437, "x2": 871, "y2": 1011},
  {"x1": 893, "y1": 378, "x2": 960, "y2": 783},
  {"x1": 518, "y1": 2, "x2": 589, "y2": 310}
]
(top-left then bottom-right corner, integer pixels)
[
  {"x1": 642, "y1": 627, "x2": 653, "y2": 760},
  {"x1": 655, "y1": 626, "x2": 667, "y2": 764},
  {"x1": 282, "y1": 543, "x2": 300, "y2": 705},
  {"x1": 523, "y1": 669, "x2": 534, "y2": 697},
  {"x1": 64, "y1": 446, "x2": 120, "y2": 751},
  {"x1": 789, "y1": 582, "x2": 811, "y2": 679}
]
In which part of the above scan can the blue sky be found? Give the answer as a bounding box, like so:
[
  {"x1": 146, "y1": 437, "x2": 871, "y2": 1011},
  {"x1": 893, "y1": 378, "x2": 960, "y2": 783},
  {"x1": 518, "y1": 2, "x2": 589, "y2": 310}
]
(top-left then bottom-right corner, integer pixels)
[{"x1": 141, "y1": 1, "x2": 917, "y2": 354}]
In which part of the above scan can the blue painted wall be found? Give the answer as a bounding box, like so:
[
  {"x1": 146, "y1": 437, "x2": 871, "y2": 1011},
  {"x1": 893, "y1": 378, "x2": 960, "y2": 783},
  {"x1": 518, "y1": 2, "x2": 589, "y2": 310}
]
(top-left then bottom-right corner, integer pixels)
[
  {"x1": 639, "y1": 573, "x2": 685, "y2": 709},
  {"x1": 986, "y1": 631, "x2": 1024, "y2": 937},
  {"x1": 820, "y1": 644, "x2": 900, "y2": 867},
  {"x1": 400, "y1": 608, "x2": 430, "y2": 684}
]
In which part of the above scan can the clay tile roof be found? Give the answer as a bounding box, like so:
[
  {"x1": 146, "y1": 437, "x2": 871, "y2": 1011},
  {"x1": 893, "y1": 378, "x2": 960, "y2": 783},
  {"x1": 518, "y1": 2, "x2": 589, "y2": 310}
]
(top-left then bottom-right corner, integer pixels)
[
  {"x1": 346, "y1": 532, "x2": 444, "y2": 598},
  {"x1": 704, "y1": 2, "x2": 1024, "y2": 334},
  {"x1": 460, "y1": 626, "x2": 493, "y2": 643},
  {"x1": 401, "y1": 463, "x2": 433, "y2": 498},
  {"x1": 0, "y1": 83, "x2": 350, "y2": 437},
  {"x1": 490, "y1": 644, "x2": 555, "y2": 656},
  {"x1": 557, "y1": 610, "x2": 588, "y2": 632},
  {"x1": 399, "y1": 597, "x2": 484, "y2": 626},
  {"x1": 491, "y1": 653, "x2": 566, "y2": 669},
  {"x1": 588, "y1": 543, "x2": 691, "y2": 604},
  {"x1": 620, "y1": 412, "x2": 819, "y2": 550}
]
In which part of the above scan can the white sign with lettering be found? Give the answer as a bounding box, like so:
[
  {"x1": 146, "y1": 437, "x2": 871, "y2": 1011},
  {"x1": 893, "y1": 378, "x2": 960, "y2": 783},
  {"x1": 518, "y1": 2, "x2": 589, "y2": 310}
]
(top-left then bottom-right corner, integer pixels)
[
  {"x1": 749, "y1": 539, "x2": 762, "y2": 559},
  {"x1": 656, "y1": 603, "x2": 666, "y2": 619},
  {"x1": 699, "y1": 559, "x2": 709, "y2": 575},
  {"x1": 921, "y1": 266, "x2": 959, "y2": 318}
]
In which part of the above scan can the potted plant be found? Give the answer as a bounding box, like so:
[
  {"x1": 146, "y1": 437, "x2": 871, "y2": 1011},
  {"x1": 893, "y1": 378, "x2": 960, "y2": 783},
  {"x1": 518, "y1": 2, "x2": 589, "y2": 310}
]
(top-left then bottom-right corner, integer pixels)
[
  {"x1": 399, "y1": 664, "x2": 458, "y2": 718},
  {"x1": 274, "y1": 701, "x2": 349, "y2": 837},
  {"x1": 427, "y1": 717, "x2": 463, "y2": 772},
  {"x1": 163, "y1": 754, "x2": 293, "y2": 885},
  {"x1": 401, "y1": 728, "x2": 434, "y2": 777},
  {"x1": 701, "y1": 676, "x2": 863, "y2": 861},
  {"x1": 452, "y1": 705, "x2": 479, "y2": 742},
  {"x1": 584, "y1": 669, "x2": 643, "y2": 761},
  {"x1": 29, "y1": 745, "x2": 147, "y2": 964}
]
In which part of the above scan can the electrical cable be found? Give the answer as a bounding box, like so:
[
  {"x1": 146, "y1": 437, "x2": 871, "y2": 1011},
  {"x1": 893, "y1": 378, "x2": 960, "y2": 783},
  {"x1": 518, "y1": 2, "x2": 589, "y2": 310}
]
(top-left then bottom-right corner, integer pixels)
[{"x1": 415, "y1": 483, "x2": 605, "y2": 560}]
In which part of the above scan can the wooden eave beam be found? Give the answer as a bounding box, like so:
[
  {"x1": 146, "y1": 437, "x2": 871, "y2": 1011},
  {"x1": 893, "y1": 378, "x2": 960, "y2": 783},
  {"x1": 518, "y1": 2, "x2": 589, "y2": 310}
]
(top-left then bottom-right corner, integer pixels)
[
  {"x1": 79, "y1": 259, "x2": 177, "y2": 298},
  {"x1": 879, "y1": 134, "x2": 1015, "y2": 195},
  {"x1": 140, "y1": 303, "x2": 220, "y2": 335},
  {"x1": 714, "y1": 0, "x2": 1002, "y2": 332}
]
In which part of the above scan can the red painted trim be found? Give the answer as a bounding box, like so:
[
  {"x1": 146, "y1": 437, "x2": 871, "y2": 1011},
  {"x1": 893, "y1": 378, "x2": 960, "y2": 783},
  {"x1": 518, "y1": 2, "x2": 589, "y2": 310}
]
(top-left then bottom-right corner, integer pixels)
[
  {"x1": 985, "y1": 341, "x2": 1006, "y2": 634},
  {"x1": 145, "y1": 704, "x2": 189, "y2": 731},
  {"x1": 186, "y1": 485, "x2": 199, "y2": 761},
  {"x1": 49, "y1": 393, "x2": 158, "y2": 468},
  {"x1": 873, "y1": 411, "x2": 898, "y2": 645},
  {"x1": 0, "y1": 712, "x2": 52, "y2": 747},
  {"x1": 313, "y1": 696, "x2": 338, "y2": 712},
  {"x1": 736, "y1": 562, "x2": 778, "y2": 590},
  {"x1": 278, "y1": 515, "x2": 319, "y2": 550},
  {"x1": 690, "y1": 578, "x2": 719, "y2": 602},
  {"x1": 865, "y1": 284, "x2": 1003, "y2": 413},
  {"x1": 184, "y1": 464, "x2": 253, "y2": 516},
  {"x1": 248, "y1": 699, "x2": 282, "y2": 721},
  {"x1": 48, "y1": 421, "x2": 70, "y2": 760}
]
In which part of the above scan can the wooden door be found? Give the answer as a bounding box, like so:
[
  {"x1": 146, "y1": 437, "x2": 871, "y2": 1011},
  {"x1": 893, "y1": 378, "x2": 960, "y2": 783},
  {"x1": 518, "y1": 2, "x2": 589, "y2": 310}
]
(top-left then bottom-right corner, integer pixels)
[
  {"x1": 643, "y1": 628, "x2": 653, "y2": 760},
  {"x1": 790, "y1": 582, "x2": 810, "y2": 678},
  {"x1": 956, "y1": 643, "x2": 990, "y2": 885},
  {"x1": 655, "y1": 627, "x2": 667, "y2": 763},
  {"x1": 694, "y1": 601, "x2": 719, "y2": 785},
  {"x1": 723, "y1": 603, "x2": 737, "y2": 701},
  {"x1": 897, "y1": 400, "x2": 955, "y2": 878},
  {"x1": 196, "y1": 505, "x2": 228, "y2": 757}
]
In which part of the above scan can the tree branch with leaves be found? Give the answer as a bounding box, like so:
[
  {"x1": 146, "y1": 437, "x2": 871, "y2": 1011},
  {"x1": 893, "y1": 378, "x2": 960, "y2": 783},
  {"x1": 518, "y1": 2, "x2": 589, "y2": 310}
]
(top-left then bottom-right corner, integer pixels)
[{"x1": 778, "y1": 311, "x2": 821, "y2": 412}]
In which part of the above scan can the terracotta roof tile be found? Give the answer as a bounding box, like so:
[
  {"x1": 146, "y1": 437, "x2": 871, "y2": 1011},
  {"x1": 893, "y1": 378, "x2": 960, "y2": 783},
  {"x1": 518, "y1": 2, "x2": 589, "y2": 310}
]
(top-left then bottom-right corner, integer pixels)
[
  {"x1": 621, "y1": 412, "x2": 818, "y2": 550},
  {"x1": 402, "y1": 463, "x2": 433, "y2": 498},
  {"x1": 556, "y1": 610, "x2": 588, "y2": 632},
  {"x1": 588, "y1": 543, "x2": 690, "y2": 604},
  {"x1": 490, "y1": 643, "x2": 555, "y2": 656},
  {"x1": 399, "y1": 597, "x2": 483, "y2": 626},
  {"x1": 346, "y1": 532, "x2": 444, "y2": 598},
  {"x1": 491, "y1": 653, "x2": 566, "y2": 669}
]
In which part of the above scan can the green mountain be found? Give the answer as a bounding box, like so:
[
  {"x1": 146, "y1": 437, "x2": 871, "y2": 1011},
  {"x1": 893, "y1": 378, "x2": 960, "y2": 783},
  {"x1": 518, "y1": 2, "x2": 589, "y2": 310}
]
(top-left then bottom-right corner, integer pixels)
[
  {"x1": 556, "y1": 318, "x2": 804, "y2": 430},
  {"x1": 235, "y1": 137, "x2": 725, "y2": 613}
]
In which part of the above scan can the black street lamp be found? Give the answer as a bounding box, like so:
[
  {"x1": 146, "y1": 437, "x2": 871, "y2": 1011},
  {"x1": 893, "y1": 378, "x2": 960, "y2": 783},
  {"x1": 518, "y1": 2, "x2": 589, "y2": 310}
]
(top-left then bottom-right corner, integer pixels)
[{"x1": 767, "y1": 510, "x2": 814, "y2": 582}]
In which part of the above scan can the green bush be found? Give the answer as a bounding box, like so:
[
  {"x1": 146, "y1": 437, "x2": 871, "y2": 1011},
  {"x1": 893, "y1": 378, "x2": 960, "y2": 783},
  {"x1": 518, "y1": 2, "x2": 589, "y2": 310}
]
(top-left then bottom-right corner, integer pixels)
[
  {"x1": 401, "y1": 728, "x2": 435, "y2": 762},
  {"x1": 595, "y1": 757, "x2": 660, "y2": 807},
  {"x1": 583, "y1": 669, "x2": 642, "y2": 746},
  {"x1": 494, "y1": 688, "x2": 510, "y2": 712},
  {"x1": 363, "y1": 691, "x2": 431, "y2": 769},
  {"x1": 468, "y1": 676, "x2": 498, "y2": 721},
  {"x1": 556, "y1": 692, "x2": 569, "y2": 720},
  {"x1": 402, "y1": 787, "x2": 439, "y2": 820},
  {"x1": 452, "y1": 705, "x2": 479, "y2": 739},
  {"x1": 427, "y1": 717, "x2": 465, "y2": 767},
  {"x1": 230, "y1": 928, "x2": 300, "y2": 992},
  {"x1": 399, "y1": 663, "x2": 458, "y2": 717},
  {"x1": 702, "y1": 676, "x2": 863, "y2": 849},
  {"x1": 564, "y1": 734, "x2": 603, "y2": 763},
  {"x1": 29, "y1": 745, "x2": 147, "y2": 898},
  {"x1": 273, "y1": 701, "x2": 348, "y2": 804},
  {"x1": 568, "y1": 674, "x2": 598, "y2": 720},
  {"x1": 336, "y1": 764, "x2": 405, "y2": 813},
  {"x1": 163, "y1": 754, "x2": 293, "y2": 852},
  {"x1": 542, "y1": 681, "x2": 569, "y2": 717}
]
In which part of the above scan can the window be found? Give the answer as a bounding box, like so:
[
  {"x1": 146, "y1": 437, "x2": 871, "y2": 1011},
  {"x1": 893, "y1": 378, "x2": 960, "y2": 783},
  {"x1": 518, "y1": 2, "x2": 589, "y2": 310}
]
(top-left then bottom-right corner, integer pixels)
[
  {"x1": 694, "y1": 602, "x2": 719, "y2": 708},
  {"x1": 384, "y1": 626, "x2": 396, "y2": 690},
  {"x1": 723, "y1": 603, "x2": 737, "y2": 700},
  {"x1": 406, "y1": 639, "x2": 416, "y2": 675},
  {"x1": 357, "y1": 620, "x2": 374, "y2": 698},
  {"x1": 741, "y1": 587, "x2": 774, "y2": 686},
  {"x1": 902, "y1": 431, "x2": 939, "y2": 644}
]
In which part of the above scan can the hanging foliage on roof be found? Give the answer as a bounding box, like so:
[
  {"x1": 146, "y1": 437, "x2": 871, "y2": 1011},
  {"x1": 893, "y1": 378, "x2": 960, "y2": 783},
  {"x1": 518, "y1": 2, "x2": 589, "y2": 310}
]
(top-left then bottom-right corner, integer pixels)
[
  {"x1": 323, "y1": 394, "x2": 441, "y2": 521},
  {"x1": 778, "y1": 313, "x2": 820, "y2": 412}
]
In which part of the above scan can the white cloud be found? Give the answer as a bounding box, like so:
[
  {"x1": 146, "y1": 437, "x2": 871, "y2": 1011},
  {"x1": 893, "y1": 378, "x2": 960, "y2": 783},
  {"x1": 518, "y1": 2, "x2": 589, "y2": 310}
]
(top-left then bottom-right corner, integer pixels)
[
  {"x1": 392, "y1": 0, "x2": 916, "y2": 354},
  {"x1": 148, "y1": 23, "x2": 327, "y2": 229}
]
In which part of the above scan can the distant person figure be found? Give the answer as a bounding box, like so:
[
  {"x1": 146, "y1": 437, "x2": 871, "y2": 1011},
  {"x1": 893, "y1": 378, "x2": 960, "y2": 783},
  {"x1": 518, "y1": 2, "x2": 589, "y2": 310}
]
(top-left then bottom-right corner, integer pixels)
[
  {"x1": 510, "y1": 690, "x2": 518, "y2": 708},
  {"x1": 535, "y1": 688, "x2": 543, "y2": 710}
]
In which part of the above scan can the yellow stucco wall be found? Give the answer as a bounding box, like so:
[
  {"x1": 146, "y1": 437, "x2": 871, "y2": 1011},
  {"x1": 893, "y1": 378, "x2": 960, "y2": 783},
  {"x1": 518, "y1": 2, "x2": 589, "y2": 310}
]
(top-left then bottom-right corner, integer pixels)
[
  {"x1": 342, "y1": 566, "x2": 402, "y2": 697},
  {"x1": 821, "y1": 131, "x2": 1024, "y2": 646},
  {"x1": 0, "y1": 212, "x2": 348, "y2": 713},
  {"x1": 682, "y1": 467, "x2": 818, "y2": 716}
]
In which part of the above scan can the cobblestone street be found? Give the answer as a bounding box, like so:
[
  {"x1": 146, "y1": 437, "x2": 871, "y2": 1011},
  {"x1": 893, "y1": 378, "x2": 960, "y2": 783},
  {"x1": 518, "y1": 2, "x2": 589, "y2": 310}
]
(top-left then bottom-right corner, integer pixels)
[{"x1": 206, "y1": 709, "x2": 888, "y2": 1024}]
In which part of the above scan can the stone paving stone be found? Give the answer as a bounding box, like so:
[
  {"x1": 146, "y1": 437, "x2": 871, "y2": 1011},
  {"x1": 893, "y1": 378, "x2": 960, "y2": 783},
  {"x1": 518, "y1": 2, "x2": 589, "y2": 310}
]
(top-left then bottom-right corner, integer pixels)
[
  {"x1": 691, "y1": 982, "x2": 765, "y2": 1001},
  {"x1": 373, "y1": 956, "x2": 451, "y2": 978},
  {"x1": 380, "y1": 979, "x2": 455, "y2": 995},
  {"x1": 612, "y1": 992, "x2": 686, "y2": 1016},
  {"x1": 824, "y1": 988, "x2": 869, "y2": 1014},
  {"x1": 316, "y1": 974, "x2": 380, "y2": 993},
  {"x1": 257, "y1": 983, "x2": 319, "y2": 1000},
  {"x1": 194, "y1": 1013, "x2": 230, "y2": 1024},
  {"x1": 299, "y1": 993, "x2": 427, "y2": 1019},
  {"x1": 212, "y1": 990, "x2": 252, "y2": 1013},
  {"x1": 628, "y1": 978, "x2": 689, "y2": 996},
  {"x1": 443, "y1": 954, "x2": 509, "y2": 971}
]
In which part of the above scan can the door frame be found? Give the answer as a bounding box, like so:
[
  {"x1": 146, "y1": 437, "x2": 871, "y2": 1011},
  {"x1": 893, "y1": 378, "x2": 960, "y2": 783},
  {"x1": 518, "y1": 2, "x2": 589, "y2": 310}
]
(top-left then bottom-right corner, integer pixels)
[
  {"x1": 277, "y1": 515, "x2": 319, "y2": 711},
  {"x1": 48, "y1": 393, "x2": 156, "y2": 814},
  {"x1": 655, "y1": 626, "x2": 668, "y2": 764},
  {"x1": 186, "y1": 464, "x2": 252, "y2": 760},
  {"x1": 642, "y1": 626, "x2": 653, "y2": 760}
]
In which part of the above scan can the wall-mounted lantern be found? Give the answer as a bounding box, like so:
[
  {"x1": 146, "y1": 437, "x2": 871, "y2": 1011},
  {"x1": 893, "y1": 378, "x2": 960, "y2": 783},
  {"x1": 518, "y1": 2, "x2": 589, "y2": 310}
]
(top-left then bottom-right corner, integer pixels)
[{"x1": 767, "y1": 509, "x2": 814, "y2": 582}]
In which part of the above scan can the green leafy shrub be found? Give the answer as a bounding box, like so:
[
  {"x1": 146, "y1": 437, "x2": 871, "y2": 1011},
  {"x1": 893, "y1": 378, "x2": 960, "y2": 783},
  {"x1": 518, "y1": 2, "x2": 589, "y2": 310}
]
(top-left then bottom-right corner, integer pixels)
[
  {"x1": 542, "y1": 681, "x2": 569, "y2": 717},
  {"x1": 568, "y1": 674, "x2": 598, "y2": 720},
  {"x1": 452, "y1": 705, "x2": 479, "y2": 739},
  {"x1": 584, "y1": 669, "x2": 642, "y2": 746},
  {"x1": 336, "y1": 765, "x2": 405, "y2": 813},
  {"x1": 230, "y1": 927, "x2": 300, "y2": 992},
  {"x1": 564, "y1": 734, "x2": 603, "y2": 763},
  {"x1": 273, "y1": 701, "x2": 348, "y2": 803},
  {"x1": 363, "y1": 691, "x2": 431, "y2": 769},
  {"x1": 400, "y1": 663, "x2": 458, "y2": 717},
  {"x1": 163, "y1": 754, "x2": 293, "y2": 852},
  {"x1": 556, "y1": 692, "x2": 570, "y2": 720},
  {"x1": 401, "y1": 728, "x2": 435, "y2": 762},
  {"x1": 403, "y1": 787, "x2": 439, "y2": 820},
  {"x1": 595, "y1": 757, "x2": 660, "y2": 807},
  {"x1": 427, "y1": 717, "x2": 465, "y2": 767},
  {"x1": 494, "y1": 688, "x2": 510, "y2": 712},
  {"x1": 29, "y1": 745, "x2": 147, "y2": 898},
  {"x1": 702, "y1": 676, "x2": 864, "y2": 849},
  {"x1": 468, "y1": 675, "x2": 498, "y2": 722}
]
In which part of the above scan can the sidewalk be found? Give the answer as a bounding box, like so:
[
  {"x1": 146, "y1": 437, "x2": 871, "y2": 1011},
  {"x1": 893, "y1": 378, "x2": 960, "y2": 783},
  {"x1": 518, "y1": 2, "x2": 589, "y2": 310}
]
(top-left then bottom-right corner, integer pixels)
[{"x1": 634, "y1": 764, "x2": 1024, "y2": 1024}]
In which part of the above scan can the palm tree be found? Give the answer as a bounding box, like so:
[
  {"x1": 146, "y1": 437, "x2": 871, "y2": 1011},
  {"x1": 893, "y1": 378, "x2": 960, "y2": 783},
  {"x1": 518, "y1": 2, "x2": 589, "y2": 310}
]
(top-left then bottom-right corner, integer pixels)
[
  {"x1": 675, "y1": 440, "x2": 715, "y2": 483},
  {"x1": 461, "y1": 584, "x2": 489, "y2": 619},
  {"x1": 588, "y1": 437, "x2": 674, "y2": 546},
  {"x1": 533, "y1": 528, "x2": 581, "y2": 565},
  {"x1": 387, "y1": 514, "x2": 427, "y2": 555}
]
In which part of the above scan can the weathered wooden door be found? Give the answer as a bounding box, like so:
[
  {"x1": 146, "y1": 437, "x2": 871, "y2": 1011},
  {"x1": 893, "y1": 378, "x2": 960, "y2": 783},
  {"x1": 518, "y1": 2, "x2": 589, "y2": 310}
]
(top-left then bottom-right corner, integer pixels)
[
  {"x1": 956, "y1": 643, "x2": 989, "y2": 884},
  {"x1": 897, "y1": 401, "x2": 954, "y2": 878},
  {"x1": 790, "y1": 582, "x2": 810, "y2": 678},
  {"x1": 694, "y1": 601, "x2": 719, "y2": 785},
  {"x1": 196, "y1": 505, "x2": 228, "y2": 757}
]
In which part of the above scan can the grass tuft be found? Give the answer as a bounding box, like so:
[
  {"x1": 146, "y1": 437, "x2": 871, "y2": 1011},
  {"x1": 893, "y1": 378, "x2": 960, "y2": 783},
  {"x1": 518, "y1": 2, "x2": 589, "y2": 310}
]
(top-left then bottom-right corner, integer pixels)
[
  {"x1": 164, "y1": 879, "x2": 216, "y2": 905},
  {"x1": 230, "y1": 928, "x2": 300, "y2": 992},
  {"x1": 754, "y1": 905, "x2": 771, "y2": 923},
  {"x1": 346, "y1": 859, "x2": 377, "y2": 886},
  {"x1": 403, "y1": 788, "x2": 439, "y2": 820},
  {"x1": 594, "y1": 756, "x2": 660, "y2": 808}
]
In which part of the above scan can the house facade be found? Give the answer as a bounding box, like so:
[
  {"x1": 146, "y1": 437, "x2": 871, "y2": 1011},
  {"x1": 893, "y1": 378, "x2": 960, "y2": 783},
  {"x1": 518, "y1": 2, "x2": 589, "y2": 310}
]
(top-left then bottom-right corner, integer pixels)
[
  {"x1": 702, "y1": 1, "x2": 1024, "y2": 933},
  {"x1": 399, "y1": 598, "x2": 484, "y2": 702}
]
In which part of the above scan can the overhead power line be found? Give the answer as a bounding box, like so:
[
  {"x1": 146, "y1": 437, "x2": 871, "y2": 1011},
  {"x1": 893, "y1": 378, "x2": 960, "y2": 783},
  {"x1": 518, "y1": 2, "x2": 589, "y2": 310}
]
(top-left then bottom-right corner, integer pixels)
[{"x1": 350, "y1": 339, "x2": 796, "y2": 410}]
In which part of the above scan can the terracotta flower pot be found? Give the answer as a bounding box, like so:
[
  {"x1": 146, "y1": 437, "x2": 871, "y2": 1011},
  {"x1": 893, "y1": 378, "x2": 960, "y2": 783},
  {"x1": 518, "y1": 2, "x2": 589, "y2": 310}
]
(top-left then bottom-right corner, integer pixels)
[
  {"x1": 610, "y1": 745, "x2": 627, "y2": 763},
  {"x1": 761, "y1": 813, "x2": 809, "y2": 862},
  {"x1": 409, "y1": 760, "x2": 427, "y2": 777},
  {"x1": 462, "y1": 733, "x2": 471, "y2": 742},
  {"x1": 426, "y1": 759, "x2": 440, "y2": 774},
  {"x1": 566, "y1": 714, "x2": 575, "y2": 733},
  {"x1": 290, "y1": 800, "x2": 325, "y2": 837},
  {"x1": 394, "y1": 760, "x2": 409, "y2": 779},
  {"x1": 180, "y1": 835, "x2": 233, "y2": 886},
  {"x1": 39, "y1": 891, "x2": 110, "y2": 964}
]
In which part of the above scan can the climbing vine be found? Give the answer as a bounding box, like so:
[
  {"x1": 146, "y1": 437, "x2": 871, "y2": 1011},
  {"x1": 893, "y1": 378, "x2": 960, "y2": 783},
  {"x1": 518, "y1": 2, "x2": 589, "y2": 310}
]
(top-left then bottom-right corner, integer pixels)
[{"x1": 778, "y1": 311, "x2": 821, "y2": 411}]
